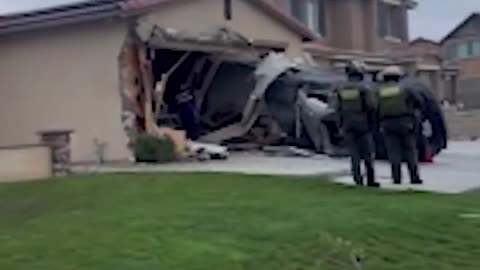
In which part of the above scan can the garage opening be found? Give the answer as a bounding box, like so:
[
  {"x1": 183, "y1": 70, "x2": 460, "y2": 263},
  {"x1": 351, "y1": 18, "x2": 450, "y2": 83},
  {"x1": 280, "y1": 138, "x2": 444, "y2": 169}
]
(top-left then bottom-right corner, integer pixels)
[{"x1": 118, "y1": 26, "x2": 285, "y2": 157}]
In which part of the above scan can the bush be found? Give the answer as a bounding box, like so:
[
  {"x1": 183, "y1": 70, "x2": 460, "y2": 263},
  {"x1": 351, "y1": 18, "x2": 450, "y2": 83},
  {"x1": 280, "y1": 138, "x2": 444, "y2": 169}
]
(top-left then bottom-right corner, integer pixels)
[{"x1": 133, "y1": 133, "x2": 177, "y2": 163}]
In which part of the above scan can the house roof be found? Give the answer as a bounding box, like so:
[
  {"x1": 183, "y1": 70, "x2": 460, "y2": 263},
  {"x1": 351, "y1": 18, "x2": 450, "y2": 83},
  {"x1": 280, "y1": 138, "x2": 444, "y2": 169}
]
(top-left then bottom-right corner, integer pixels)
[
  {"x1": 410, "y1": 37, "x2": 439, "y2": 45},
  {"x1": 0, "y1": 0, "x2": 123, "y2": 35},
  {"x1": 0, "y1": 0, "x2": 318, "y2": 40},
  {"x1": 441, "y1": 12, "x2": 480, "y2": 44},
  {"x1": 379, "y1": 38, "x2": 441, "y2": 60}
]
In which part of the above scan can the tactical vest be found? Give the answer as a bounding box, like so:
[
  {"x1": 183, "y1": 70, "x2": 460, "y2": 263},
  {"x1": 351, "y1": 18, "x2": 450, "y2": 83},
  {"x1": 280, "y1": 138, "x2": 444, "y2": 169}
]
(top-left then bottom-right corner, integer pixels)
[
  {"x1": 338, "y1": 87, "x2": 364, "y2": 114},
  {"x1": 378, "y1": 85, "x2": 410, "y2": 118}
]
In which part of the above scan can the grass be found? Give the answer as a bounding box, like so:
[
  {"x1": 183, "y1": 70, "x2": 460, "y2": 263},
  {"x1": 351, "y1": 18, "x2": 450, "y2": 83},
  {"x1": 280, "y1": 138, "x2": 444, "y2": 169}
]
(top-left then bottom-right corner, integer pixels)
[{"x1": 0, "y1": 173, "x2": 479, "y2": 270}]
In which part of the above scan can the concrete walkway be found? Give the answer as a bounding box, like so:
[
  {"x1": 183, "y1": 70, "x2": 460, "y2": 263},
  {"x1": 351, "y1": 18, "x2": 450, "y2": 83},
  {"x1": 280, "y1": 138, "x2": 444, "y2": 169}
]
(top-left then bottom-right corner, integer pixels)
[
  {"x1": 76, "y1": 154, "x2": 350, "y2": 177},
  {"x1": 75, "y1": 141, "x2": 480, "y2": 194},
  {"x1": 337, "y1": 141, "x2": 480, "y2": 193}
]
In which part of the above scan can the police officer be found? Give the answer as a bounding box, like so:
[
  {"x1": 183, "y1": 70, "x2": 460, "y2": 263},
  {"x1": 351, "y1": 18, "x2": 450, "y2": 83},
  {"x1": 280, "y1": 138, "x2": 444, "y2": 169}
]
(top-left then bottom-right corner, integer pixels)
[
  {"x1": 335, "y1": 61, "x2": 379, "y2": 187},
  {"x1": 377, "y1": 66, "x2": 424, "y2": 185}
]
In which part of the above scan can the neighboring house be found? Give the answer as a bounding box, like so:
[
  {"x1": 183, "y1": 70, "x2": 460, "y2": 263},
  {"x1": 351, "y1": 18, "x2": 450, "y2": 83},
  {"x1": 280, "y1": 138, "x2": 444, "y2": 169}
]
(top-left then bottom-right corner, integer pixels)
[
  {"x1": 0, "y1": 0, "x2": 315, "y2": 162},
  {"x1": 268, "y1": 0, "x2": 417, "y2": 69},
  {"x1": 398, "y1": 38, "x2": 460, "y2": 103},
  {"x1": 441, "y1": 12, "x2": 480, "y2": 109},
  {"x1": 267, "y1": 0, "x2": 459, "y2": 103}
]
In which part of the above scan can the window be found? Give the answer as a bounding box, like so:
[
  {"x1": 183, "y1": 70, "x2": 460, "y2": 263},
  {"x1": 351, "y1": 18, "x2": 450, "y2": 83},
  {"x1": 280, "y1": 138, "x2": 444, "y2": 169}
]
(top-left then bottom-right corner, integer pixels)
[
  {"x1": 457, "y1": 43, "x2": 469, "y2": 58},
  {"x1": 377, "y1": 1, "x2": 405, "y2": 40},
  {"x1": 446, "y1": 44, "x2": 457, "y2": 60},
  {"x1": 471, "y1": 40, "x2": 480, "y2": 56},
  {"x1": 290, "y1": 0, "x2": 326, "y2": 35},
  {"x1": 445, "y1": 40, "x2": 480, "y2": 60}
]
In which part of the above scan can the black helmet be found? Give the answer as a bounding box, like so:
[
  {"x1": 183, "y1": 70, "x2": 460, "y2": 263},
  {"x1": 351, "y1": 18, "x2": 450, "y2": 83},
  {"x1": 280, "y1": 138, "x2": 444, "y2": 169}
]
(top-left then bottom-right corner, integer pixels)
[
  {"x1": 345, "y1": 60, "x2": 366, "y2": 76},
  {"x1": 345, "y1": 61, "x2": 366, "y2": 80}
]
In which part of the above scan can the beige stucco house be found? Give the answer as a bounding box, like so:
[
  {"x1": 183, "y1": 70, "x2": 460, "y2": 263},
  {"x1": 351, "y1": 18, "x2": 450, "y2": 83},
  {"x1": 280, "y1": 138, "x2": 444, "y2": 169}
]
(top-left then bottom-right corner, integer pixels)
[
  {"x1": 441, "y1": 12, "x2": 480, "y2": 109},
  {"x1": 0, "y1": 0, "x2": 315, "y2": 163},
  {"x1": 270, "y1": 0, "x2": 418, "y2": 68}
]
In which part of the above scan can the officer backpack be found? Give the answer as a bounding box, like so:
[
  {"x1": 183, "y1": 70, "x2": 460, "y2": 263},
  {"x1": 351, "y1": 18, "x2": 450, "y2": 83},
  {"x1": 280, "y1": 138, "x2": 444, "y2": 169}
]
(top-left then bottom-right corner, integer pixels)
[
  {"x1": 378, "y1": 85, "x2": 410, "y2": 118},
  {"x1": 338, "y1": 87, "x2": 364, "y2": 114},
  {"x1": 337, "y1": 85, "x2": 370, "y2": 134}
]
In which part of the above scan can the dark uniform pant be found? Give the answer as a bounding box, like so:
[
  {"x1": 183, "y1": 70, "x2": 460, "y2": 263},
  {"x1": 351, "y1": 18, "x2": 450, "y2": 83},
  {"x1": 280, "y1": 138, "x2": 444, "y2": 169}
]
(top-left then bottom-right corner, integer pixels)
[
  {"x1": 383, "y1": 131, "x2": 421, "y2": 184},
  {"x1": 346, "y1": 132, "x2": 375, "y2": 185}
]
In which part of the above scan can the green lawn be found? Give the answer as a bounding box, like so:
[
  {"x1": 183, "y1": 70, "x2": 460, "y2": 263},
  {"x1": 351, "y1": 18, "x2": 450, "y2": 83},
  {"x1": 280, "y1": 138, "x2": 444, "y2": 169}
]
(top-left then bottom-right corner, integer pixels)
[{"x1": 0, "y1": 173, "x2": 479, "y2": 270}]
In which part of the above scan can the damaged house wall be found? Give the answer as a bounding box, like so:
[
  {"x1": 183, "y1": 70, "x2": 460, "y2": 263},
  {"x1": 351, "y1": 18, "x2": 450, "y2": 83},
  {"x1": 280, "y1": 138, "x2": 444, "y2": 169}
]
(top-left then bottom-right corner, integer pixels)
[
  {"x1": 118, "y1": 34, "x2": 144, "y2": 147},
  {"x1": 0, "y1": 21, "x2": 131, "y2": 162},
  {"x1": 124, "y1": 18, "x2": 280, "y2": 152},
  {"x1": 0, "y1": 0, "x2": 313, "y2": 162},
  {"x1": 137, "y1": 0, "x2": 305, "y2": 58}
]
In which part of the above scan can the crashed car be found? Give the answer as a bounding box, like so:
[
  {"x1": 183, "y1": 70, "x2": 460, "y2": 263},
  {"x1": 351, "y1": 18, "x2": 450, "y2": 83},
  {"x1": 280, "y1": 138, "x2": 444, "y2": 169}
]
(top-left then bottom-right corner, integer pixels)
[
  {"x1": 267, "y1": 69, "x2": 448, "y2": 161},
  {"x1": 239, "y1": 65, "x2": 447, "y2": 161},
  {"x1": 119, "y1": 24, "x2": 447, "y2": 161}
]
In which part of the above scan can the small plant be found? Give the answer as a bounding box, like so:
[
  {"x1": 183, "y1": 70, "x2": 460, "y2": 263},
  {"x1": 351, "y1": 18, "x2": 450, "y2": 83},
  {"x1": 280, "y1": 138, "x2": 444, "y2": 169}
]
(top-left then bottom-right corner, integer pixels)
[
  {"x1": 133, "y1": 133, "x2": 177, "y2": 163},
  {"x1": 93, "y1": 138, "x2": 108, "y2": 164}
]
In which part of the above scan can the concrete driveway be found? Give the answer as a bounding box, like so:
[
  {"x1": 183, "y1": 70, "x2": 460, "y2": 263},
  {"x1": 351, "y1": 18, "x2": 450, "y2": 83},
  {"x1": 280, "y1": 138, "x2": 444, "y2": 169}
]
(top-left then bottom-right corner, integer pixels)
[
  {"x1": 335, "y1": 141, "x2": 480, "y2": 193},
  {"x1": 78, "y1": 141, "x2": 480, "y2": 194}
]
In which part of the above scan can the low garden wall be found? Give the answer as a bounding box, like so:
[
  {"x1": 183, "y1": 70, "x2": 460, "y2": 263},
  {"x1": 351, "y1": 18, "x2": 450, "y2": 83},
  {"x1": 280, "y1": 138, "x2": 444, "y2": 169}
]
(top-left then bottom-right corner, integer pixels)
[
  {"x1": 0, "y1": 144, "x2": 53, "y2": 182},
  {"x1": 444, "y1": 108, "x2": 480, "y2": 140}
]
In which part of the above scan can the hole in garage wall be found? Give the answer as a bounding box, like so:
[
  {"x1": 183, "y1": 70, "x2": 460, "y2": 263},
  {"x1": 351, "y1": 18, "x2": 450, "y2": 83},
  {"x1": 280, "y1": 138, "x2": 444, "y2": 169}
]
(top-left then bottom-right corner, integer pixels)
[
  {"x1": 150, "y1": 49, "x2": 210, "y2": 139},
  {"x1": 118, "y1": 40, "x2": 259, "y2": 147},
  {"x1": 150, "y1": 49, "x2": 259, "y2": 140}
]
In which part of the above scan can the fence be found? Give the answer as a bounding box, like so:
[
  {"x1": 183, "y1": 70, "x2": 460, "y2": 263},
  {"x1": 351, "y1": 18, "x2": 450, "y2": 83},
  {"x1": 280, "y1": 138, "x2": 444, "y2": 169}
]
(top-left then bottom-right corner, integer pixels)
[{"x1": 443, "y1": 108, "x2": 480, "y2": 140}]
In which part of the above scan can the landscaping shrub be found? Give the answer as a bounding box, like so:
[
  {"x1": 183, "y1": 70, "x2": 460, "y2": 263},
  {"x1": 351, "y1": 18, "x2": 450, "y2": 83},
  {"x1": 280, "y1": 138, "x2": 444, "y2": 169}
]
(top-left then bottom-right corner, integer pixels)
[{"x1": 133, "y1": 133, "x2": 176, "y2": 163}]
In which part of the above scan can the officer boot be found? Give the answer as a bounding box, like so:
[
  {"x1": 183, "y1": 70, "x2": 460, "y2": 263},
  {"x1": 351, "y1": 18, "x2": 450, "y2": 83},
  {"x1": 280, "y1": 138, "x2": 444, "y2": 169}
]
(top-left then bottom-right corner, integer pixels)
[
  {"x1": 353, "y1": 170, "x2": 363, "y2": 186},
  {"x1": 351, "y1": 158, "x2": 363, "y2": 186},
  {"x1": 365, "y1": 162, "x2": 380, "y2": 188},
  {"x1": 410, "y1": 175, "x2": 424, "y2": 185},
  {"x1": 391, "y1": 163, "x2": 402, "y2": 185},
  {"x1": 367, "y1": 179, "x2": 380, "y2": 188},
  {"x1": 353, "y1": 175, "x2": 364, "y2": 186},
  {"x1": 411, "y1": 179, "x2": 423, "y2": 185},
  {"x1": 407, "y1": 158, "x2": 423, "y2": 185}
]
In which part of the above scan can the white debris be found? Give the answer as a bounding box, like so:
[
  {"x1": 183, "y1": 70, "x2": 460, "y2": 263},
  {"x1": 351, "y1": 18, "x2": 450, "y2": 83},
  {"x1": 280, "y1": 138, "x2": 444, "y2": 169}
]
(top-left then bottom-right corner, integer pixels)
[
  {"x1": 306, "y1": 97, "x2": 329, "y2": 110},
  {"x1": 189, "y1": 141, "x2": 229, "y2": 161}
]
